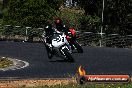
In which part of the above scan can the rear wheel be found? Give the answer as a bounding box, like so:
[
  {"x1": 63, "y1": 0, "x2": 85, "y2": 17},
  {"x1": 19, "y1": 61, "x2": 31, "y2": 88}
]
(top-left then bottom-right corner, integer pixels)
[
  {"x1": 61, "y1": 48, "x2": 74, "y2": 62},
  {"x1": 73, "y1": 41, "x2": 83, "y2": 53}
]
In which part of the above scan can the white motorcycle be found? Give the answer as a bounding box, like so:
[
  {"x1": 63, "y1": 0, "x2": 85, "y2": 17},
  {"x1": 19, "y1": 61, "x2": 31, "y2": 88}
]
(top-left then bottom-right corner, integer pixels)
[{"x1": 43, "y1": 30, "x2": 74, "y2": 62}]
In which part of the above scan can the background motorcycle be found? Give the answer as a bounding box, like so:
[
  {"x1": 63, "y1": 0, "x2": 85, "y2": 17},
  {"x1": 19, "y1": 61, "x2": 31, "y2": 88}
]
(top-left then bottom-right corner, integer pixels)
[{"x1": 66, "y1": 28, "x2": 83, "y2": 53}]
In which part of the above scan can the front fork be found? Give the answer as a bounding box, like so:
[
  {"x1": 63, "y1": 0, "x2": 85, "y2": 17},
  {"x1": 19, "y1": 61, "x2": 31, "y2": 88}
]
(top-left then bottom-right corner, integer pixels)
[
  {"x1": 69, "y1": 38, "x2": 77, "y2": 50},
  {"x1": 66, "y1": 42, "x2": 72, "y2": 53},
  {"x1": 60, "y1": 44, "x2": 72, "y2": 56}
]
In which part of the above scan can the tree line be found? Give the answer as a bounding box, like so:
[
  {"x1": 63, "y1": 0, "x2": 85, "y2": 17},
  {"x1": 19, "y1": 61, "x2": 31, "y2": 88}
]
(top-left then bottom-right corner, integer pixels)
[
  {"x1": 1, "y1": 0, "x2": 132, "y2": 35},
  {"x1": 75, "y1": 0, "x2": 132, "y2": 34}
]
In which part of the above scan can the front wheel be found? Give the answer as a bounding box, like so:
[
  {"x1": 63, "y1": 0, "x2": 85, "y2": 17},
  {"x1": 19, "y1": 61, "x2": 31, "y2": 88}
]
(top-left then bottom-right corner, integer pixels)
[
  {"x1": 73, "y1": 41, "x2": 83, "y2": 53},
  {"x1": 45, "y1": 44, "x2": 53, "y2": 59},
  {"x1": 61, "y1": 48, "x2": 74, "y2": 62}
]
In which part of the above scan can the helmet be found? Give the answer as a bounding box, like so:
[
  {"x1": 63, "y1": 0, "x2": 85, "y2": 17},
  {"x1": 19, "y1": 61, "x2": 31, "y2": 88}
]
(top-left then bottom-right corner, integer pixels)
[
  {"x1": 54, "y1": 18, "x2": 62, "y2": 25},
  {"x1": 45, "y1": 20, "x2": 52, "y2": 29},
  {"x1": 45, "y1": 24, "x2": 53, "y2": 32},
  {"x1": 54, "y1": 18, "x2": 64, "y2": 31}
]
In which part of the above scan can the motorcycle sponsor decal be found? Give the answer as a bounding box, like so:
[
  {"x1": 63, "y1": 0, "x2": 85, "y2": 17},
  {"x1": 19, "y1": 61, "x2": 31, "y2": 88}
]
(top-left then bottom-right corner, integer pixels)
[
  {"x1": 53, "y1": 34, "x2": 65, "y2": 43},
  {"x1": 62, "y1": 37, "x2": 65, "y2": 42}
]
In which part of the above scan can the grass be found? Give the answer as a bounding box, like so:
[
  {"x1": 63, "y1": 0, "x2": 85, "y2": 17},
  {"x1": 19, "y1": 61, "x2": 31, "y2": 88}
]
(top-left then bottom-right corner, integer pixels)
[
  {"x1": 22, "y1": 83, "x2": 132, "y2": 88},
  {"x1": 0, "y1": 57, "x2": 13, "y2": 68}
]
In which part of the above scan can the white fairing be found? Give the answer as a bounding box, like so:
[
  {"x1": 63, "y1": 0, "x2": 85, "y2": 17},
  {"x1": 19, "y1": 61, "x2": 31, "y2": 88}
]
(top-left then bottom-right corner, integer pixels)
[{"x1": 52, "y1": 33, "x2": 68, "y2": 48}]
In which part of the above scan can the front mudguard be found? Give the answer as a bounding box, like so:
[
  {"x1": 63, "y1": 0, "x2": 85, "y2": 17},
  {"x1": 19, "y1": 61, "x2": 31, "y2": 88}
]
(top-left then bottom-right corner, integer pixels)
[
  {"x1": 59, "y1": 46, "x2": 74, "y2": 62},
  {"x1": 59, "y1": 44, "x2": 72, "y2": 55}
]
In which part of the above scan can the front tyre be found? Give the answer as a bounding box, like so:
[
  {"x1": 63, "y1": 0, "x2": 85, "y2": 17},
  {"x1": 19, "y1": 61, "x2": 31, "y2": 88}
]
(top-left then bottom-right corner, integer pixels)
[
  {"x1": 61, "y1": 48, "x2": 74, "y2": 62},
  {"x1": 45, "y1": 44, "x2": 53, "y2": 59},
  {"x1": 73, "y1": 41, "x2": 83, "y2": 53}
]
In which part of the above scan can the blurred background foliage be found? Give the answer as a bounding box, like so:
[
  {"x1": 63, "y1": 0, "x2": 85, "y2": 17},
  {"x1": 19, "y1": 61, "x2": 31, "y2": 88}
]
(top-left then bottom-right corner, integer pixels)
[{"x1": 0, "y1": 0, "x2": 131, "y2": 37}]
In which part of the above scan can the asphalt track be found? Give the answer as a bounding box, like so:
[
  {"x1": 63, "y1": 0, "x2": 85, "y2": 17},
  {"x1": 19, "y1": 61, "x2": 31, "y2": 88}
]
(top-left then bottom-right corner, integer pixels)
[{"x1": 0, "y1": 41, "x2": 132, "y2": 78}]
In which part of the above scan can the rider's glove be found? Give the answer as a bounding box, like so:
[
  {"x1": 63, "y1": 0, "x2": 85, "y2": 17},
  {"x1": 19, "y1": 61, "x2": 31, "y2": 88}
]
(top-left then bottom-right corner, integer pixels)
[{"x1": 66, "y1": 35, "x2": 71, "y2": 41}]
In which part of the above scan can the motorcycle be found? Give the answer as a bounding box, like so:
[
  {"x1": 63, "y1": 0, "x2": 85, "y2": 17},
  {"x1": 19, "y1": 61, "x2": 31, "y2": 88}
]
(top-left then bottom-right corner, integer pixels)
[
  {"x1": 66, "y1": 28, "x2": 83, "y2": 53},
  {"x1": 43, "y1": 30, "x2": 74, "y2": 62}
]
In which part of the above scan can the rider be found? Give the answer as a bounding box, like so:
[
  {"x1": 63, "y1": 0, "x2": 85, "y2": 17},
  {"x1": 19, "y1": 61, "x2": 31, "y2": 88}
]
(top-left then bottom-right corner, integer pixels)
[
  {"x1": 54, "y1": 18, "x2": 75, "y2": 50},
  {"x1": 44, "y1": 21, "x2": 55, "y2": 59},
  {"x1": 54, "y1": 18, "x2": 70, "y2": 36}
]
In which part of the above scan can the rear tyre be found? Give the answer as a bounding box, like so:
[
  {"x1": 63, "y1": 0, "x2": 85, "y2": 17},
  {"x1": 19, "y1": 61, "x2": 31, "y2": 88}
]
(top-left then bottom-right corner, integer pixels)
[
  {"x1": 74, "y1": 41, "x2": 83, "y2": 53},
  {"x1": 61, "y1": 48, "x2": 74, "y2": 62}
]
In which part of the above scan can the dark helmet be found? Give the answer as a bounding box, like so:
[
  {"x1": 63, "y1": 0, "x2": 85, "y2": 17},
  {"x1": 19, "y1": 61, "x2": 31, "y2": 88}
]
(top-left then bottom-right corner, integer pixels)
[
  {"x1": 44, "y1": 21, "x2": 54, "y2": 36},
  {"x1": 45, "y1": 20, "x2": 52, "y2": 29}
]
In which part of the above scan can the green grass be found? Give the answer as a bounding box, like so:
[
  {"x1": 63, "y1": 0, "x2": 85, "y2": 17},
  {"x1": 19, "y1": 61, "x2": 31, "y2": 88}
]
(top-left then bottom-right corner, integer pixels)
[
  {"x1": 20, "y1": 83, "x2": 132, "y2": 88},
  {"x1": 0, "y1": 57, "x2": 13, "y2": 68}
]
